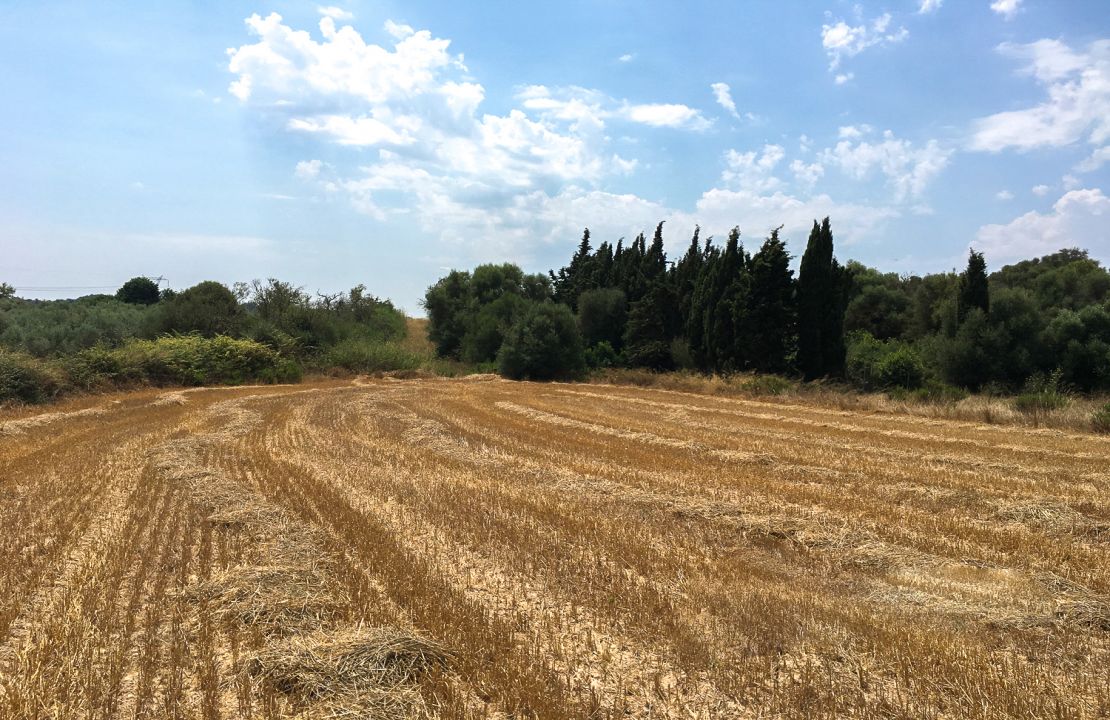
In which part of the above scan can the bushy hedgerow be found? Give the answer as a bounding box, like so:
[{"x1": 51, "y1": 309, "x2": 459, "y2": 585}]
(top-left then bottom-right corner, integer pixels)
[
  {"x1": 0, "y1": 350, "x2": 66, "y2": 404},
  {"x1": 71, "y1": 335, "x2": 300, "y2": 387},
  {"x1": 323, "y1": 339, "x2": 423, "y2": 373}
]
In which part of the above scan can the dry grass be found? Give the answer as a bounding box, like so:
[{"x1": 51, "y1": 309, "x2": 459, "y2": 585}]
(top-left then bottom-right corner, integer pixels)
[
  {"x1": 597, "y1": 367, "x2": 1110, "y2": 434},
  {"x1": 1, "y1": 376, "x2": 1109, "y2": 718}
]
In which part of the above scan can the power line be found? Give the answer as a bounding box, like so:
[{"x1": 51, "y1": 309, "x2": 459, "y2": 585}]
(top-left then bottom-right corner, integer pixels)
[{"x1": 13, "y1": 286, "x2": 120, "y2": 291}]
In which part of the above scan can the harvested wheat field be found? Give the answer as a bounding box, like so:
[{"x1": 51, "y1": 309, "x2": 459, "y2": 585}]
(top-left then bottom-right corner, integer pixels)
[{"x1": 2, "y1": 377, "x2": 1109, "y2": 719}]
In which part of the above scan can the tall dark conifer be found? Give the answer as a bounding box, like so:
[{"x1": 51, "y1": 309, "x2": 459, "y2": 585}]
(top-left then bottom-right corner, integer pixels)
[
  {"x1": 957, "y1": 249, "x2": 990, "y2": 322},
  {"x1": 745, "y1": 228, "x2": 796, "y2": 372},
  {"x1": 706, "y1": 227, "x2": 746, "y2": 372},
  {"x1": 797, "y1": 217, "x2": 845, "y2": 379}
]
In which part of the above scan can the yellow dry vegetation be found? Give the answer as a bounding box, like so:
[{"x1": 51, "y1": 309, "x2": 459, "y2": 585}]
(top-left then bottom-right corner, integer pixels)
[{"x1": 0, "y1": 377, "x2": 1108, "y2": 718}]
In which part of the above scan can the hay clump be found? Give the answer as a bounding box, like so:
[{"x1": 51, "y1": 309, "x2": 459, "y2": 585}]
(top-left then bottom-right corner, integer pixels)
[
  {"x1": 248, "y1": 628, "x2": 450, "y2": 718},
  {"x1": 186, "y1": 564, "x2": 341, "y2": 633}
]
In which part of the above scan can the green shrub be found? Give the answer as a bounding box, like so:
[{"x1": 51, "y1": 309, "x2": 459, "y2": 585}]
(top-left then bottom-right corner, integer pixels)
[
  {"x1": 584, "y1": 341, "x2": 620, "y2": 370},
  {"x1": 0, "y1": 350, "x2": 66, "y2": 404},
  {"x1": 876, "y1": 345, "x2": 926, "y2": 389},
  {"x1": 1014, "y1": 370, "x2": 1071, "y2": 415},
  {"x1": 1013, "y1": 392, "x2": 1070, "y2": 414},
  {"x1": 846, "y1": 331, "x2": 925, "y2": 390},
  {"x1": 324, "y1": 339, "x2": 422, "y2": 373},
  {"x1": 93, "y1": 335, "x2": 298, "y2": 387},
  {"x1": 741, "y1": 374, "x2": 794, "y2": 396},
  {"x1": 1092, "y1": 402, "x2": 1110, "y2": 434},
  {"x1": 907, "y1": 380, "x2": 969, "y2": 404},
  {"x1": 497, "y1": 303, "x2": 585, "y2": 381}
]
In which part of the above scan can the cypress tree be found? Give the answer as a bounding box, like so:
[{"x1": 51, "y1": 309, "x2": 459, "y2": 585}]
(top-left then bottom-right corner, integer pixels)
[
  {"x1": 957, "y1": 249, "x2": 990, "y2": 322},
  {"x1": 797, "y1": 217, "x2": 845, "y2": 379},
  {"x1": 672, "y1": 226, "x2": 703, "y2": 324},
  {"x1": 686, "y1": 237, "x2": 720, "y2": 369},
  {"x1": 745, "y1": 227, "x2": 796, "y2": 372},
  {"x1": 706, "y1": 227, "x2": 746, "y2": 372}
]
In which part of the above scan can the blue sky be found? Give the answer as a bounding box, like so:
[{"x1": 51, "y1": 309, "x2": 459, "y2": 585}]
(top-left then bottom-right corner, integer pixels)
[{"x1": 1, "y1": 0, "x2": 1108, "y2": 312}]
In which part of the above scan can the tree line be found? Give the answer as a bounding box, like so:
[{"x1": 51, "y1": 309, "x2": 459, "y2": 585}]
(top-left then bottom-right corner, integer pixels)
[{"x1": 425, "y1": 220, "x2": 1110, "y2": 393}]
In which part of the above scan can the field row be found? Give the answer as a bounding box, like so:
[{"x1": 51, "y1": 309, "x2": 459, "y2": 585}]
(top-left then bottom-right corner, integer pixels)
[{"x1": 1, "y1": 378, "x2": 1107, "y2": 718}]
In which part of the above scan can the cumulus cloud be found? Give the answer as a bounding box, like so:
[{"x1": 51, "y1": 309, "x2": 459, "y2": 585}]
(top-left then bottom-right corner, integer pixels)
[
  {"x1": 1077, "y1": 145, "x2": 1110, "y2": 172},
  {"x1": 618, "y1": 53, "x2": 635, "y2": 63},
  {"x1": 711, "y1": 82, "x2": 739, "y2": 118},
  {"x1": 820, "y1": 129, "x2": 952, "y2": 201},
  {"x1": 233, "y1": 13, "x2": 906, "y2": 261},
  {"x1": 990, "y1": 0, "x2": 1022, "y2": 20},
  {"x1": 977, "y1": 188, "x2": 1109, "y2": 262},
  {"x1": 621, "y1": 103, "x2": 711, "y2": 130},
  {"x1": 918, "y1": 0, "x2": 943, "y2": 13},
  {"x1": 1032, "y1": 184, "x2": 1050, "y2": 196},
  {"x1": 969, "y1": 39, "x2": 1110, "y2": 154},
  {"x1": 720, "y1": 145, "x2": 785, "y2": 193},
  {"x1": 317, "y1": 6, "x2": 353, "y2": 21},
  {"x1": 821, "y1": 12, "x2": 908, "y2": 74},
  {"x1": 996, "y1": 190, "x2": 1014, "y2": 200}
]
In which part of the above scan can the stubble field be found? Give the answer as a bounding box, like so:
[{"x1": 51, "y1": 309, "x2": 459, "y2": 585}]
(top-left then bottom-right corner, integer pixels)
[{"x1": 1, "y1": 377, "x2": 1108, "y2": 719}]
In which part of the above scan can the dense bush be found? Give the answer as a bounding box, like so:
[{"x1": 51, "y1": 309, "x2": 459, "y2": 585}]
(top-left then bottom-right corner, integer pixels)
[
  {"x1": 74, "y1": 335, "x2": 300, "y2": 387},
  {"x1": 497, "y1": 304, "x2": 585, "y2": 381},
  {"x1": 247, "y1": 280, "x2": 406, "y2": 355},
  {"x1": 0, "y1": 350, "x2": 65, "y2": 404},
  {"x1": 846, "y1": 332, "x2": 925, "y2": 390},
  {"x1": 324, "y1": 339, "x2": 422, "y2": 373},
  {"x1": 0, "y1": 296, "x2": 151, "y2": 357},
  {"x1": 155, "y1": 281, "x2": 242, "y2": 337}
]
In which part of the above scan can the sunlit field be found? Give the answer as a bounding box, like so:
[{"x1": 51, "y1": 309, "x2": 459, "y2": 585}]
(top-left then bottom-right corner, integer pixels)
[{"x1": 2, "y1": 377, "x2": 1108, "y2": 718}]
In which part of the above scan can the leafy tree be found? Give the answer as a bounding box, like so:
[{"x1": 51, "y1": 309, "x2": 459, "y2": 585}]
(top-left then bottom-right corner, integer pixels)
[
  {"x1": 497, "y1": 303, "x2": 585, "y2": 380},
  {"x1": 460, "y1": 293, "x2": 529, "y2": 363},
  {"x1": 156, "y1": 281, "x2": 242, "y2": 337},
  {"x1": 958, "y1": 249, "x2": 990, "y2": 322},
  {"x1": 423, "y1": 270, "x2": 472, "y2": 358},
  {"x1": 0, "y1": 282, "x2": 15, "y2": 300},
  {"x1": 1041, "y1": 303, "x2": 1110, "y2": 391},
  {"x1": 116, "y1": 277, "x2": 161, "y2": 305}
]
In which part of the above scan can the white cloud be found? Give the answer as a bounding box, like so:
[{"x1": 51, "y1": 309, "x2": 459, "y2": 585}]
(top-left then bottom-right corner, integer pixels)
[
  {"x1": 618, "y1": 53, "x2": 635, "y2": 63},
  {"x1": 720, "y1": 145, "x2": 786, "y2": 193},
  {"x1": 1063, "y1": 174, "x2": 1081, "y2": 190},
  {"x1": 317, "y1": 6, "x2": 353, "y2": 21},
  {"x1": 790, "y1": 159, "x2": 825, "y2": 188},
  {"x1": 969, "y1": 39, "x2": 1110, "y2": 152},
  {"x1": 689, "y1": 188, "x2": 898, "y2": 247},
  {"x1": 1032, "y1": 184, "x2": 1050, "y2": 196},
  {"x1": 834, "y1": 73, "x2": 855, "y2": 85},
  {"x1": 711, "y1": 82, "x2": 739, "y2": 118},
  {"x1": 977, "y1": 188, "x2": 1109, "y2": 262},
  {"x1": 918, "y1": 0, "x2": 943, "y2": 13},
  {"x1": 383, "y1": 20, "x2": 415, "y2": 40},
  {"x1": 1077, "y1": 145, "x2": 1110, "y2": 172},
  {"x1": 989, "y1": 0, "x2": 1022, "y2": 20},
  {"x1": 838, "y1": 124, "x2": 872, "y2": 139},
  {"x1": 235, "y1": 13, "x2": 902, "y2": 261},
  {"x1": 821, "y1": 130, "x2": 951, "y2": 201},
  {"x1": 996, "y1": 190, "x2": 1014, "y2": 200},
  {"x1": 295, "y1": 159, "x2": 324, "y2": 179},
  {"x1": 821, "y1": 12, "x2": 908, "y2": 74},
  {"x1": 621, "y1": 103, "x2": 711, "y2": 130}
]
